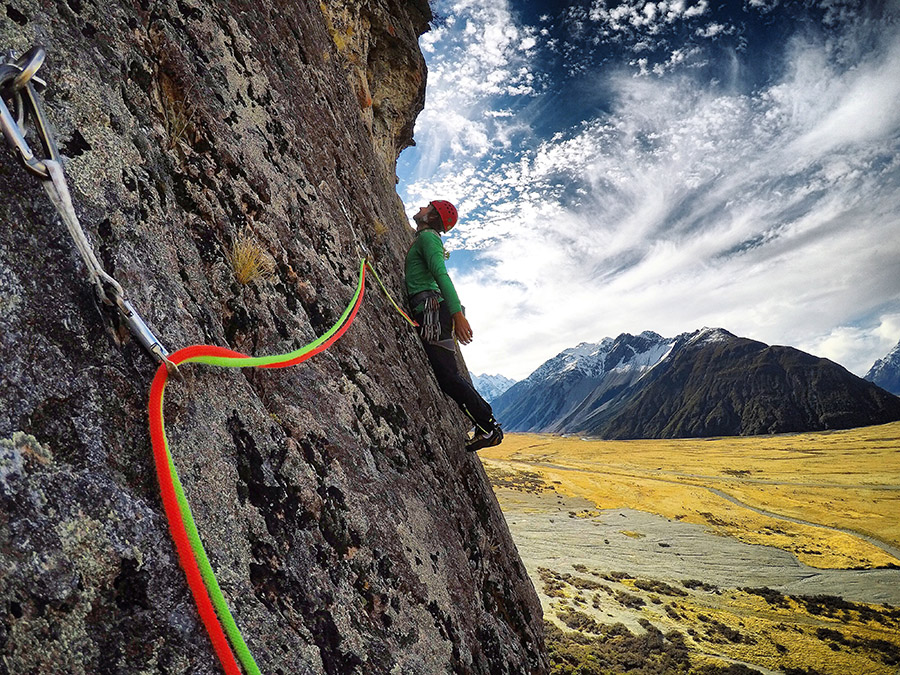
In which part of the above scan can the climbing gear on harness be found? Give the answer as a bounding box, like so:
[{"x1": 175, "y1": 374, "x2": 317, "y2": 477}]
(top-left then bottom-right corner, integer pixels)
[
  {"x1": 409, "y1": 290, "x2": 458, "y2": 352},
  {"x1": 429, "y1": 199, "x2": 458, "y2": 232},
  {"x1": 410, "y1": 289, "x2": 441, "y2": 343},
  {"x1": 1, "y1": 46, "x2": 178, "y2": 375},
  {"x1": 421, "y1": 294, "x2": 441, "y2": 343},
  {"x1": 150, "y1": 260, "x2": 367, "y2": 675}
]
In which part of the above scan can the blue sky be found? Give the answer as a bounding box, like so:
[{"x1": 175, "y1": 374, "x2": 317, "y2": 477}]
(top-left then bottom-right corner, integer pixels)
[{"x1": 396, "y1": 0, "x2": 900, "y2": 380}]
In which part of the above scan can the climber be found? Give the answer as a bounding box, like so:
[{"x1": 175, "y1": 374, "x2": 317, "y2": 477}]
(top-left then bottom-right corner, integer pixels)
[{"x1": 405, "y1": 200, "x2": 503, "y2": 452}]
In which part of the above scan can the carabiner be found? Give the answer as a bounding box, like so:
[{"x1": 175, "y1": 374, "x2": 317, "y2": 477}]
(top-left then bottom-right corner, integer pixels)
[
  {"x1": 0, "y1": 46, "x2": 59, "y2": 180},
  {"x1": 114, "y1": 294, "x2": 181, "y2": 378}
]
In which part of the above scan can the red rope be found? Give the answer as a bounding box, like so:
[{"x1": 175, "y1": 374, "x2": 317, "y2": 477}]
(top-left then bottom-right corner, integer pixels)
[
  {"x1": 148, "y1": 270, "x2": 367, "y2": 673},
  {"x1": 149, "y1": 366, "x2": 243, "y2": 675}
]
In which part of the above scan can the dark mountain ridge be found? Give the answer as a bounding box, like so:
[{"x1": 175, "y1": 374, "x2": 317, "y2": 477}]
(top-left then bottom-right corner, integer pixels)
[{"x1": 494, "y1": 328, "x2": 900, "y2": 439}]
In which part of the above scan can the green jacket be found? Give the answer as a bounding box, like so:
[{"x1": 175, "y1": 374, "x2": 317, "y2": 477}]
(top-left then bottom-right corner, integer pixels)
[{"x1": 405, "y1": 229, "x2": 462, "y2": 314}]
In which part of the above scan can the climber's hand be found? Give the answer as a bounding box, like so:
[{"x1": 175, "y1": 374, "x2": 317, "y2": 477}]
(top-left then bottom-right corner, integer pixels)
[{"x1": 453, "y1": 312, "x2": 473, "y2": 344}]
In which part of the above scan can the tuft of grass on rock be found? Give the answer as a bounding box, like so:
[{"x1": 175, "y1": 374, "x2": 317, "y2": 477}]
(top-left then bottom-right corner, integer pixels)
[
  {"x1": 229, "y1": 230, "x2": 276, "y2": 285},
  {"x1": 157, "y1": 72, "x2": 196, "y2": 152}
]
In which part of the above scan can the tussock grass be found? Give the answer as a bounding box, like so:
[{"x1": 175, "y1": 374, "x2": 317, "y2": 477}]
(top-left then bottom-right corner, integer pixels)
[
  {"x1": 156, "y1": 72, "x2": 196, "y2": 152},
  {"x1": 229, "y1": 230, "x2": 275, "y2": 285},
  {"x1": 163, "y1": 95, "x2": 194, "y2": 150},
  {"x1": 541, "y1": 570, "x2": 900, "y2": 675}
]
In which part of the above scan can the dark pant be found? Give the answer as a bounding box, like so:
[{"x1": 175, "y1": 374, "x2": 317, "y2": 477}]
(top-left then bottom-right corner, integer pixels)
[{"x1": 414, "y1": 301, "x2": 496, "y2": 432}]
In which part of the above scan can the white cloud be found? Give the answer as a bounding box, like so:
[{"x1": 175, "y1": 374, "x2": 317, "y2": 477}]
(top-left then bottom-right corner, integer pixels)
[
  {"x1": 585, "y1": 0, "x2": 711, "y2": 34},
  {"x1": 816, "y1": 0, "x2": 860, "y2": 26},
  {"x1": 649, "y1": 46, "x2": 705, "y2": 74},
  {"x1": 683, "y1": 1, "x2": 709, "y2": 18},
  {"x1": 799, "y1": 314, "x2": 900, "y2": 376},
  {"x1": 696, "y1": 22, "x2": 730, "y2": 38},
  {"x1": 747, "y1": 0, "x2": 780, "y2": 11},
  {"x1": 402, "y1": 5, "x2": 900, "y2": 380},
  {"x1": 561, "y1": 1, "x2": 723, "y2": 78},
  {"x1": 407, "y1": 1, "x2": 543, "y2": 182},
  {"x1": 419, "y1": 25, "x2": 445, "y2": 53},
  {"x1": 789, "y1": 38, "x2": 900, "y2": 155}
]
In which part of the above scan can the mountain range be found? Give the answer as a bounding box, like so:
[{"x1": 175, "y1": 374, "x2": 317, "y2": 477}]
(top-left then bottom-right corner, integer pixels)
[
  {"x1": 492, "y1": 328, "x2": 900, "y2": 439},
  {"x1": 470, "y1": 373, "x2": 517, "y2": 403},
  {"x1": 865, "y1": 339, "x2": 900, "y2": 396}
]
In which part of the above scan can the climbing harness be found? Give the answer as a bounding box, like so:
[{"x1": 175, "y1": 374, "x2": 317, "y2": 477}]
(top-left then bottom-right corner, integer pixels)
[
  {"x1": 1, "y1": 46, "x2": 178, "y2": 375},
  {"x1": 4, "y1": 46, "x2": 425, "y2": 675}
]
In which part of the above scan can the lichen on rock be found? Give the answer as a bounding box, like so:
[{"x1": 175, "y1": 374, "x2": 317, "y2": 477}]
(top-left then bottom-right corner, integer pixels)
[{"x1": 0, "y1": 1, "x2": 546, "y2": 673}]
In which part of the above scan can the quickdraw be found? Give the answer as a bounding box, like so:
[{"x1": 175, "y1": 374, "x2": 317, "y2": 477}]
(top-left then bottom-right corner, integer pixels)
[
  {"x1": 3, "y1": 46, "x2": 419, "y2": 674},
  {"x1": 2, "y1": 46, "x2": 179, "y2": 374}
]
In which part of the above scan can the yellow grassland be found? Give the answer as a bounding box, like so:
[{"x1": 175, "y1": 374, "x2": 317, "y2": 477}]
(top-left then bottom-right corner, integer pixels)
[
  {"x1": 538, "y1": 565, "x2": 900, "y2": 675},
  {"x1": 480, "y1": 421, "x2": 900, "y2": 569},
  {"x1": 540, "y1": 565, "x2": 900, "y2": 675}
]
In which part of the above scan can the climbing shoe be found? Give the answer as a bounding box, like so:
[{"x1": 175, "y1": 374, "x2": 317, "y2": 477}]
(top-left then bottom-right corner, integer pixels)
[{"x1": 466, "y1": 425, "x2": 503, "y2": 452}]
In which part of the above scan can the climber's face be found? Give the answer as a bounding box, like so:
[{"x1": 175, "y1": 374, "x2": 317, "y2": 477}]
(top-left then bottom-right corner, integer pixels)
[{"x1": 413, "y1": 204, "x2": 435, "y2": 230}]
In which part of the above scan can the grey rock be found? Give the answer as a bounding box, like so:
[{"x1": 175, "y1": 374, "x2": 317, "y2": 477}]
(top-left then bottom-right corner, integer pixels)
[{"x1": 0, "y1": 1, "x2": 546, "y2": 673}]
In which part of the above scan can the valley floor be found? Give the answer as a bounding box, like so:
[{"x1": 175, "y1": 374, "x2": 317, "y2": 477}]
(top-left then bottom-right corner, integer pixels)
[{"x1": 480, "y1": 421, "x2": 900, "y2": 675}]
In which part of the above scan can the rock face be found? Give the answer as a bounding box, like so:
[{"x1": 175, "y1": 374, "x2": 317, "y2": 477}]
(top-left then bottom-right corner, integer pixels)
[{"x1": 0, "y1": 2, "x2": 546, "y2": 673}]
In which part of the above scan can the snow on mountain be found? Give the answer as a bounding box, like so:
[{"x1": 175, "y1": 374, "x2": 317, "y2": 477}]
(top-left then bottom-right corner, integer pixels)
[
  {"x1": 495, "y1": 327, "x2": 900, "y2": 437},
  {"x1": 470, "y1": 373, "x2": 517, "y2": 403},
  {"x1": 608, "y1": 339, "x2": 675, "y2": 373},
  {"x1": 865, "y1": 339, "x2": 900, "y2": 395},
  {"x1": 524, "y1": 338, "x2": 615, "y2": 384},
  {"x1": 524, "y1": 331, "x2": 673, "y2": 386},
  {"x1": 686, "y1": 326, "x2": 736, "y2": 347}
]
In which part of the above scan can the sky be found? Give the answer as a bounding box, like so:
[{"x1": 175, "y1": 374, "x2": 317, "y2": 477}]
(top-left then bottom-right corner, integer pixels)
[{"x1": 396, "y1": 0, "x2": 900, "y2": 381}]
